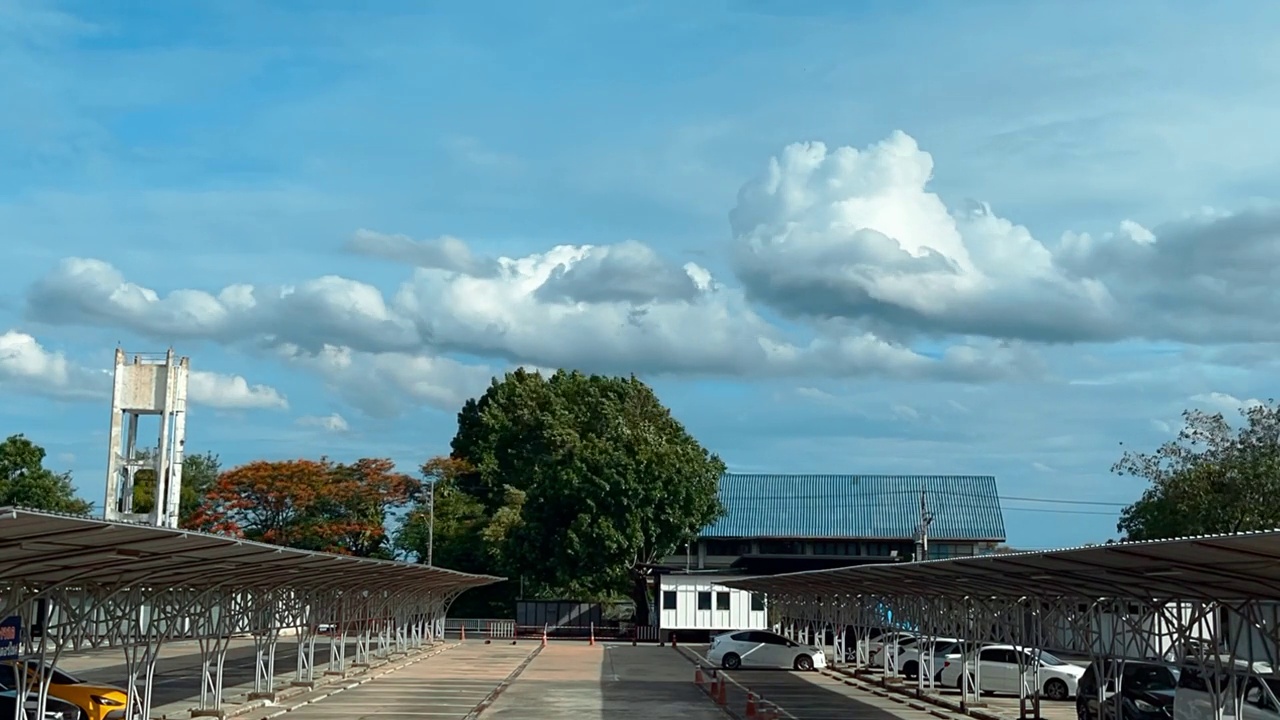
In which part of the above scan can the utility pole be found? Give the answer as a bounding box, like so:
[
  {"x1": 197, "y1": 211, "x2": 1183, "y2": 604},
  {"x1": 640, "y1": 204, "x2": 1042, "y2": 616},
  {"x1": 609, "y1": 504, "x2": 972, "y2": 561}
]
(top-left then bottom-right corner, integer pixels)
[
  {"x1": 427, "y1": 478, "x2": 435, "y2": 567},
  {"x1": 917, "y1": 485, "x2": 934, "y2": 561}
]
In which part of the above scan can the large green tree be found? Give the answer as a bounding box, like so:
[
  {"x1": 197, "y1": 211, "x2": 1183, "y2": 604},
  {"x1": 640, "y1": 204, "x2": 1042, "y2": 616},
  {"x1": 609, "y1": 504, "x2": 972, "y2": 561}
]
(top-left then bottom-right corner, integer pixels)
[
  {"x1": 1115, "y1": 400, "x2": 1280, "y2": 541},
  {"x1": 441, "y1": 369, "x2": 725, "y2": 624},
  {"x1": 0, "y1": 434, "x2": 93, "y2": 515}
]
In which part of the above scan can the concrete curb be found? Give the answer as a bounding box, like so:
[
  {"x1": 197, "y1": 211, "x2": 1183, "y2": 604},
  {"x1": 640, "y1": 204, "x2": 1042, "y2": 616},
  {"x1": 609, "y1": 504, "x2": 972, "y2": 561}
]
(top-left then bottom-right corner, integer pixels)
[
  {"x1": 251, "y1": 642, "x2": 461, "y2": 719},
  {"x1": 819, "y1": 667, "x2": 1006, "y2": 720},
  {"x1": 159, "y1": 642, "x2": 459, "y2": 720},
  {"x1": 463, "y1": 643, "x2": 543, "y2": 718}
]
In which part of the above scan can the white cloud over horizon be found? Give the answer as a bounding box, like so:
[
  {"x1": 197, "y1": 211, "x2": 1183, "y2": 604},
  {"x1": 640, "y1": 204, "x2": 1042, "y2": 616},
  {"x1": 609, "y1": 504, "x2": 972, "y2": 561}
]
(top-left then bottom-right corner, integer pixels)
[
  {"x1": 17, "y1": 129, "x2": 1280, "y2": 421},
  {"x1": 296, "y1": 412, "x2": 350, "y2": 433},
  {"x1": 0, "y1": 330, "x2": 288, "y2": 411}
]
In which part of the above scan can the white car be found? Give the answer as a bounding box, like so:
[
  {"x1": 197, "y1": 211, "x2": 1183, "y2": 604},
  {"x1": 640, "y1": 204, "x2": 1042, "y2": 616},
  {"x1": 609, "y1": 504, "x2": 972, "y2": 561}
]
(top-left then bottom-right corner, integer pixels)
[
  {"x1": 938, "y1": 644, "x2": 1084, "y2": 701},
  {"x1": 870, "y1": 635, "x2": 920, "y2": 669},
  {"x1": 860, "y1": 631, "x2": 916, "y2": 663},
  {"x1": 897, "y1": 638, "x2": 965, "y2": 679},
  {"x1": 708, "y1": 630, "x2": 827, "y2": 671}
]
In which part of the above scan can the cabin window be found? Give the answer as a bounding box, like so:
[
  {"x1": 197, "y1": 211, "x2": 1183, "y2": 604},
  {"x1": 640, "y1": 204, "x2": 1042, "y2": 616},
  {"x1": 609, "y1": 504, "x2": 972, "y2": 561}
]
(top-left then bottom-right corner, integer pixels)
[
  {"x1": 662, "y1": 591, "x2": 677, "y2": 610},
  {"x1": 697, "y1": 591, "x2": 712, "y2": 610},
  {"x1": 716, "y1": 592, "x2": 731, "y2": 611}
]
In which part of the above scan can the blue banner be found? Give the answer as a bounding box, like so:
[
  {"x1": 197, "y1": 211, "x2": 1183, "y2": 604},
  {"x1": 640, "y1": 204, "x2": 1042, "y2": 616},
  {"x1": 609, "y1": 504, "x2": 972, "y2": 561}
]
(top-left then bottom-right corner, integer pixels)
[{"x1": 0, "y1": 616, "x2": 19, "y2": 659}]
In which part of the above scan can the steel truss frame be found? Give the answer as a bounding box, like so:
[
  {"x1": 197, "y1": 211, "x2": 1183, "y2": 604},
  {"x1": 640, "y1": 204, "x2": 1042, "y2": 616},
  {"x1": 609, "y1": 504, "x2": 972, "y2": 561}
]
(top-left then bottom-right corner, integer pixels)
[
  {"x1": 727, "y1": 530, "x2": 1280, "y2": 720},
  {"x1": 0, "y1": 508, "x2": 500, "y2": 719}
]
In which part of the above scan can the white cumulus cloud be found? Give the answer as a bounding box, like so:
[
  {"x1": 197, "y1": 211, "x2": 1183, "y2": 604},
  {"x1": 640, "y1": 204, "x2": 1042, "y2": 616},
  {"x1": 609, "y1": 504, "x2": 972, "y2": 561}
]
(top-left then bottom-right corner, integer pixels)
[
  {"x1": 277, "y1": 343, "x2": 492, "y2": 418},
  {"x1": 296, "y1": 413, "x2": 350, "y2": 432},
  {"x1": 37, "y1": 128, "x2": 1280, "y2": 416},
  {"x1": 188, "y1": 370, "x2": 288, "y2": 411},
  {"x1": 0, "y1": 330, "x2": 104, "y2": 400},
  {"x1": 25, "y1": 234, "x2": 1027, "y2": 396},
  {"x1": 1188, "y1": 391, "x2": 1264, "y2": 416},
  {"x1": 0, "y1": 329, "x2": 287, "y2": 411},
  {"x1": 729, "y1": 131, "x2": 1280, "y2": 344}
]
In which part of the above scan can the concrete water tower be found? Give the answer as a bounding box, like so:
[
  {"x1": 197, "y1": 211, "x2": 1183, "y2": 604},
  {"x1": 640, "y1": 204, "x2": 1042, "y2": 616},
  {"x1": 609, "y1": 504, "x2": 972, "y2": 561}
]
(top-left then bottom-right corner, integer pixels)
[{"x1": 102, "y1": 348, "x2": 189, "y2": 528}]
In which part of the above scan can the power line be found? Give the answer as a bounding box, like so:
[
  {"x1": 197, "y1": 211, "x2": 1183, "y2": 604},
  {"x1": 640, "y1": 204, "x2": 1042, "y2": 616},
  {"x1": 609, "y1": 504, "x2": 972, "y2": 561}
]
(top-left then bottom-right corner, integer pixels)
[
  {"x1": 1000, "y1": 494, "x2": 1127, "y2": 507},
  {"x1": 998, "y1": 506, "x2": 1117, "y2": 517}
]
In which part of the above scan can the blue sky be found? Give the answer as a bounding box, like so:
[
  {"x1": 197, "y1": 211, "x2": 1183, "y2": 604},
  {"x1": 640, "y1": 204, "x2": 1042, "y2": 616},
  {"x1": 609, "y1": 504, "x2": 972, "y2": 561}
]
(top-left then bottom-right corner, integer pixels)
[{"x1": 4, "y1": 0, "x2": 1280, "y2": 550}]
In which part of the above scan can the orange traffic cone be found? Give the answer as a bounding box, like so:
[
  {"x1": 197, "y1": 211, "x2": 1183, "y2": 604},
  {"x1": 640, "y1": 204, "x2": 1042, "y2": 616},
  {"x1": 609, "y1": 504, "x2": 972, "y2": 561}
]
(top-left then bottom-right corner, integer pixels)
[
  {"x1": 460, "y1": 626, "x2": 466, "y2": 641},
  {"x1": 541, "y1": 628, "x2": 548, "y2": 647},
  {"x1": 695, "y1": 667, "x2": 705, "y2": 686},
  {"x1": 746, "y1": 693, "x2": 758, "y2": 718},
  {"x1": 589, "y1": 623, "x2": 595, "y2": 646}
]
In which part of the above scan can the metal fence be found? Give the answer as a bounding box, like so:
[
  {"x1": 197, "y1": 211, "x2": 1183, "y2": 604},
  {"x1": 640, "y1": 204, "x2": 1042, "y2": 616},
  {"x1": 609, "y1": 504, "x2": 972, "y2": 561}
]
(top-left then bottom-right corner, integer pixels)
[{"x1": 442, "y1": 618, "x2": 662, "y2": 642}]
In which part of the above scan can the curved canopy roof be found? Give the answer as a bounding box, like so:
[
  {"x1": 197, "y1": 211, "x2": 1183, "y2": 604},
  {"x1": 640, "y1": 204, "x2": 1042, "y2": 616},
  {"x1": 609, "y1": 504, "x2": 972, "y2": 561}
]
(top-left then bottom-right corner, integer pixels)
[
  {"x1": 0, "y1": 506, "x2": 502, "y2": 593},
  {"x1": 722, "y1": 529, "x2": 1280, "y2": 601}
]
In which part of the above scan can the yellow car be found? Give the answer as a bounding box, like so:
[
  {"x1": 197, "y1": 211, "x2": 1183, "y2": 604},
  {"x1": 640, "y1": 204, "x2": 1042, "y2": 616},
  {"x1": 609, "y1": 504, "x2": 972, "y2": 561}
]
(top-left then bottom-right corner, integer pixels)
[{"x1": 6, "y1": 660, "x2": 130, "y2": 720}]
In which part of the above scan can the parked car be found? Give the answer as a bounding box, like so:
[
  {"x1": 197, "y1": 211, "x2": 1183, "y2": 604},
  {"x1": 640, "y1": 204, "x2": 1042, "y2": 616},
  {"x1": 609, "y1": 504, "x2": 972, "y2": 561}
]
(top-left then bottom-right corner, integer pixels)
[
  {"x1": 897, "y1": 638, "x2": 966, "y2": 680},
  {"x1": 870, "y1": 635, "x2": 920, "y2": 669},
  {"x1": 1077, "y1": 659, "x2": 1177, "y2": 720},
  {"x1": 1175, "y1": 657, "x2": 1280, "y2": 720},
  {"x1": 0, "y1": 686, "x2": 85, "y2": 719},
  {"x1": 846, "y1": 627, "x2": 886, "y2": 662},
  {"x1": 861, "y1": 630, "x2": 916, "y2": 664},
  {"x1": 707, "y1": 629, "x2": 827, "y2": 671},
  {"x1": 4, "y1": 660, "x2": 129, "y2": 720},
  {"x1": 938, "y1": 644, "x2": 1085, "y2": 700}
]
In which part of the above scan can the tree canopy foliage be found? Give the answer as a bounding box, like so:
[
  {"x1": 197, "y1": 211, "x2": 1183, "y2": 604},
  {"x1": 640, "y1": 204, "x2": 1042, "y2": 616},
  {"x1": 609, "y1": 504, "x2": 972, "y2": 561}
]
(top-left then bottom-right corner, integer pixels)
[
  {"x1": 396, "y1": 457, "x2": 490, "y2": 571},
  {"x1": 398, "y1": 369, "x2": 725, "y2": 622},
  {"x1": 188, "y1": 457, "x2": 417, "y2": 558},
  {"x1": 130, "y1": 451, "x2": 222, "y2": 525},
  {"x1": 0, "y1": 434, "x2": 93, "y2": 515},
  {"x1": 1115, "y1": 400, "x2": 1280, "y2": 541}
]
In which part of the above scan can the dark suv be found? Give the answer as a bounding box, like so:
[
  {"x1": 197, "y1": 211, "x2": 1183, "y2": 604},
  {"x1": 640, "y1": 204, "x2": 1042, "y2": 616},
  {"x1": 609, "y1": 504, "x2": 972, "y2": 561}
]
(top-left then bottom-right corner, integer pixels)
[{"x1": 1077, "y1": 659, "x2": 1176, "y2": 720}]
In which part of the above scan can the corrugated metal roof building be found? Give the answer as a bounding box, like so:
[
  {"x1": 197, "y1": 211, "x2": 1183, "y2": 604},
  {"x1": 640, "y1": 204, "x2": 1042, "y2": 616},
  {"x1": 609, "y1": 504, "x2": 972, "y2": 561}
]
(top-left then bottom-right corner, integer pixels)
[{"x1": 703, "y1": 473, "x2": 1006, "y2": 542}]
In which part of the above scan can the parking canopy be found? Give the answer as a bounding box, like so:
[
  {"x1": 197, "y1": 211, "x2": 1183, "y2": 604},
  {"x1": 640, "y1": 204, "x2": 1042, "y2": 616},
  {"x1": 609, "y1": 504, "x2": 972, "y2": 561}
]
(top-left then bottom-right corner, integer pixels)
[
  {"x1": 721, "y1": 529, "x2": 1280, "y2": 601},
  {"x1": 0, "y1": 506, "x2": 501, "y2": 592}
]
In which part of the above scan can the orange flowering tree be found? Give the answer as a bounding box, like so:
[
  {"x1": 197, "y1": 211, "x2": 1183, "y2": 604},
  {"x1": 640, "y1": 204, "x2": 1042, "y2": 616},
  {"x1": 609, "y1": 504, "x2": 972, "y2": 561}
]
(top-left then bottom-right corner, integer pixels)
[{"x1": 187, "y1": 457, "x2": 418, "y2": 558}]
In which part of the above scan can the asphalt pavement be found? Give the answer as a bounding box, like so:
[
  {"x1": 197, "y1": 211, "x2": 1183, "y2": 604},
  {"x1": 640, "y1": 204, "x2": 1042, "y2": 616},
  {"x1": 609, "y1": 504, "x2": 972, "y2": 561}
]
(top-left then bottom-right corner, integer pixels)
[
  {"x1": 272, "y1": 642, "x2": 535, "y2": 719},
  {"x1": 482, "y1": 642, "x2": 726, "y2": 720}
]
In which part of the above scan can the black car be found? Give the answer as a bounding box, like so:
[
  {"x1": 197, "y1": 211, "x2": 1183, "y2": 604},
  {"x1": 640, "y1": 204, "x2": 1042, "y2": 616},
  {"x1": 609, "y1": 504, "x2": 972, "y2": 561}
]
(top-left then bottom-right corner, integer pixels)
[
  {"x1": 0, "y1": 689, "x2": 84, "y2": 720},
  {"x1": 1077, "y1": 659, "x2": 1177, "y2": 720}
]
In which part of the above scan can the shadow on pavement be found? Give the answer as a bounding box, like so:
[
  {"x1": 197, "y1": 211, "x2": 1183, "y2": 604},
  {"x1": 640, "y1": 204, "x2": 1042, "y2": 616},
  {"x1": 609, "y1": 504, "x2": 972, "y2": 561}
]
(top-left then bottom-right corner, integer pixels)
[
  {"x1": 852, "y1": 667, "x2": 1078, "y2": 720},
  {"x1": 600, "y1": 644, "x2": 727, "y2": 719},
  {"x1": 717, "y1": 667, "x2": 936, "y2": 719},
  {"x1": 71, "y1": 641, "x2": 344, "y2": 708}
]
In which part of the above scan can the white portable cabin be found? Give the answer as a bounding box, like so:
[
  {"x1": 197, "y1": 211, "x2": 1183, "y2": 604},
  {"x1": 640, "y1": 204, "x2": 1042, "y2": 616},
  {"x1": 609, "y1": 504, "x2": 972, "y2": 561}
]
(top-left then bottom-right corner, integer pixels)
[{"x1": 657, "y1": 573, "x2": 768, "y2": 633}]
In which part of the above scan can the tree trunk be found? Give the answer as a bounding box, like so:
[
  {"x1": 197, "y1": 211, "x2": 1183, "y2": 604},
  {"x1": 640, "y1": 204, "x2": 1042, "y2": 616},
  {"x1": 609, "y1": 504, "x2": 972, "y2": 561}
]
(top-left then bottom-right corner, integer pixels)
[{"x1": 629, "y1": 572, "x2": 652, "y2": 627}]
